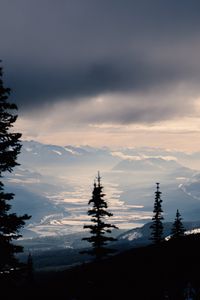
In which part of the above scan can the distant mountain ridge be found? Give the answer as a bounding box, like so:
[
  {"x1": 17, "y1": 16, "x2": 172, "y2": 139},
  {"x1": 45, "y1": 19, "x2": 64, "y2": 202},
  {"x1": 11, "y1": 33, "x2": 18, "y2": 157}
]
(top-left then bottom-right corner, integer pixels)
[
  {"x1": 16, "y1": 221, "x2": 200, "y2": 271},
  {"x1": 113, "y1": 156, "x2": 184, "y2": 172},
  {"x1": 3, "y1": 140, "x2": 200, "y2": 239},
  {"x1": 18, "y1": 140, "x2": 119, "y2": 171},
  {"x1": 118, "y1": 221, "x2": 200, "y2": 246}
]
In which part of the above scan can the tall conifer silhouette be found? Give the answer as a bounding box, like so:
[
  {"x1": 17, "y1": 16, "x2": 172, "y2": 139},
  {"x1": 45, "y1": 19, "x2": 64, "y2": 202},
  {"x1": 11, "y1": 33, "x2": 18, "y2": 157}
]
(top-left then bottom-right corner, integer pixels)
[
  {"x1": 150, "y1": 183, "x2": 164, "y2": 244},
  {"x1": 0, "y1": 63, "x2": 30, "y2": 271},
  {"x1": 82, "y1": 172, "x2": 118, "y2": 260},
  {"x1": 171, "y1": 209, "x2": 185, "y2": 239}
]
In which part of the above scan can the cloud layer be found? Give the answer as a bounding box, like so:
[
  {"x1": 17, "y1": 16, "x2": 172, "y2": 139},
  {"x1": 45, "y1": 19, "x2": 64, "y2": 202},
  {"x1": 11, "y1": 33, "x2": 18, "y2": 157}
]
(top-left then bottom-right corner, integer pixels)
[{"x1": 1, "y1": 0, "x2": 200, "y2": 124}]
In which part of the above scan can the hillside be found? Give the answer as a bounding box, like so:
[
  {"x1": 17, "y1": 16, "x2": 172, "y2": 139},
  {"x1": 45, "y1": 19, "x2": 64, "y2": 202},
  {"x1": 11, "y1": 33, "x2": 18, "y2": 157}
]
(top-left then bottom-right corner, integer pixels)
[
  {"x1": 4, "y1": 234, "x2": 200, "y2": 299},
  {"x1": 15, "y1": 220, "x2": 200, "y2": 271}
]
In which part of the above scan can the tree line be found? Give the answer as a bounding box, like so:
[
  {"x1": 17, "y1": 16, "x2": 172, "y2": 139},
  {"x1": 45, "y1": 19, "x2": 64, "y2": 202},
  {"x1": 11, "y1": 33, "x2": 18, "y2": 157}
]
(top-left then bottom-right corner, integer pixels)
[
  {"x1": 150, "y1": 182, "x2": 185, "y2": 244},
  {"x1": 82, "y1": 177, "x2": 186, "y2": 261}
]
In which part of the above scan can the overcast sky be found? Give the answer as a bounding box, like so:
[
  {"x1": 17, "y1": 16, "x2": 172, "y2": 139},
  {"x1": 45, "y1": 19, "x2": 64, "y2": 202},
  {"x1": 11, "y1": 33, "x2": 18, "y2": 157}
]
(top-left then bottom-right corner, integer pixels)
[{"x1": 1, "y1": 0, "x2": 200, "y2": 151}]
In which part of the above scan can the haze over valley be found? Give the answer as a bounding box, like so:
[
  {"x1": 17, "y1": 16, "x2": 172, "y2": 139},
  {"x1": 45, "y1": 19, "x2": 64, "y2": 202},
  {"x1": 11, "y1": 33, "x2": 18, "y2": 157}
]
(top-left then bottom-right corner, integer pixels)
[{"x1": 5, "y1": 140, "x2": 200, "y2": 242}]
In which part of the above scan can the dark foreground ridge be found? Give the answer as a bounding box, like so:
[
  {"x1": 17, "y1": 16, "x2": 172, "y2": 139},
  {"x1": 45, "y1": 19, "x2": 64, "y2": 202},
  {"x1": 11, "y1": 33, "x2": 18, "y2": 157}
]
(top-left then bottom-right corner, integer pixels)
[{"x1": 2, "y1": 233, "x2": 200, "y2": 300}]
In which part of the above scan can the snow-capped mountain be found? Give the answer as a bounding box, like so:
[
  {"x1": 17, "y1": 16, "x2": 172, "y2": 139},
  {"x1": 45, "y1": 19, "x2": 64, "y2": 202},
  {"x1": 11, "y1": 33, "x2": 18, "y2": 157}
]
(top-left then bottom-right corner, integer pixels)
[
  {"x1": 3, "y1": 140, "x2": 200, "y2": 238},
  {"x1": 118, "y1": 221, "x2": 200, "y2": 246},
  {"x1": 113, "y1": 157, "x2": 183, "y2": 172},
  {"x1": 19, "y1": 141, "x2": 119, "y2": 173}
]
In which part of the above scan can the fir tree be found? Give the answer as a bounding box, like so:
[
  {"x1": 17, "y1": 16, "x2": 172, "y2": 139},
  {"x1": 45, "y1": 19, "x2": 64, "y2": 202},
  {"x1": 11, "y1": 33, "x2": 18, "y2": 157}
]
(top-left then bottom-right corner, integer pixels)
[
  {"x1": 150, "y1": 183, "x2": 164, "y2": 244},
  {"x1": 170, "y1": 209, "x2": 185, "y2": 239},
  {"x1": 82, "y1": 172, "x2": 118, "y2": 260},
  {"x1": 0, "y1": 63, "x2": 30, "y2": 271},
  {"x1": 26, "y1": 252, "x2": 34, "y2": 283}
]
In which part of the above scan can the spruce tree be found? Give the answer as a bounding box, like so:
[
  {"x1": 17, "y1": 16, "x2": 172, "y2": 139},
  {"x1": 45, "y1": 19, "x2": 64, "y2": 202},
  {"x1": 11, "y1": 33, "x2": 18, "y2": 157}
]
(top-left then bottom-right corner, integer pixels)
[
  {"x1": 150, "y1": 183, "x2": 164, "y2": 244},
  {"x1": 26, "y1": 252, "x2": 34, "y2": 283},
  {"x1": 170, "y1": 209, "x2": 185, "y2": 239},
  {"x1": 0, "y1": 63, "x2": 30, "y2": 271},
  {"x1": 82, "y1": 172, "x2": 118, "y2": 260}
]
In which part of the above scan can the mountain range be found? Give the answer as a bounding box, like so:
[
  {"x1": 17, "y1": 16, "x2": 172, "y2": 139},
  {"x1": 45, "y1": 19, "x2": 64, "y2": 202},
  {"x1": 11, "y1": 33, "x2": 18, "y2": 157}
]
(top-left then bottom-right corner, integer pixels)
[
  {"x1": 16, "y1": 220, "x2": 200, "y2": 270},
  {"x1": 3, "y1": 140, "x2": 200, "y2": 239}
]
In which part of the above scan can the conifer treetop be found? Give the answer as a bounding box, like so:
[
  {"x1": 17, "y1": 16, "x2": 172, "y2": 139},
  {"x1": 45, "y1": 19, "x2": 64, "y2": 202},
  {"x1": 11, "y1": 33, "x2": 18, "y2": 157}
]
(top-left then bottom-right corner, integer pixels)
[
  {"x1": 82, "y1": 172, "x2": 118, "y2": 260},
  {"x1": 150, "y1": 182, "x2": 164, "y2": 244}
]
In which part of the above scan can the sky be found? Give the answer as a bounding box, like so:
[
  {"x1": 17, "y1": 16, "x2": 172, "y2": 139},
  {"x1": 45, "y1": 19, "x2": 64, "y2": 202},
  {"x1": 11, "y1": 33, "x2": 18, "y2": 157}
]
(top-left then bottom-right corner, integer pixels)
[{"x1": 1, "y1": 0, "x2": 200, "y2": 151}]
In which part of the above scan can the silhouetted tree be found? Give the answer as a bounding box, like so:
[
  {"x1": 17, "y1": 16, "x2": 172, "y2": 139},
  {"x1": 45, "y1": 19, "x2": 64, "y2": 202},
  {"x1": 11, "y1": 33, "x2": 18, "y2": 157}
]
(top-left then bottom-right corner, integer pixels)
[
  {"x1": 26, "y1": 252, "x2": 34, "y2": 283},
  {"x1": 170, "y1": 209, "x2": 185, "y2": 239},
  {"x1": 82, "y1": 172, "x2": 118, "y2": 260},
  {"x1": 0, "y1": 62, "x2": 30, "y2": 271},
  {"x1": 150, "y1": 183, "x2": 164, "y2": 244}
]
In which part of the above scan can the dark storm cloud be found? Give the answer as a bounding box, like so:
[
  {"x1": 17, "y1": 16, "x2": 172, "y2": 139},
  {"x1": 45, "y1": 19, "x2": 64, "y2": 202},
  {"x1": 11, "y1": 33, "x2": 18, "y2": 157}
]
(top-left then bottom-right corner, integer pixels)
[
  {"x1": 1, "y1": 0, "x2": 200, "y2": 122},
  {"x1": 6, "y1": 58, "x2": 189, "y2": 111}
]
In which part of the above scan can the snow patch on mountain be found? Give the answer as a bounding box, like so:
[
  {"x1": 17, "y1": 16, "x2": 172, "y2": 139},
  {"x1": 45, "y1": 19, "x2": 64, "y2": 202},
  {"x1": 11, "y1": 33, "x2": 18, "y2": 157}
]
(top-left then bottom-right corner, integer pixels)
[
  {"x1": 121, "y1": 231, "x2": 143, "y2": 241},
  {"x1": 64, "y1": 147, "x2": 79, "y2": 155},
  {"x1": 52, "y1": 150, "x2": 62, "y2": 155}
]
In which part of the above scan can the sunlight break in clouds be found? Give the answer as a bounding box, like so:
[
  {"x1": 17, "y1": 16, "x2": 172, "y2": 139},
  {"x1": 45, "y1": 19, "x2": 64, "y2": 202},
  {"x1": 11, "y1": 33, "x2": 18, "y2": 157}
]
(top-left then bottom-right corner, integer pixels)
[{"x1": 15, "y1": 95, "x2": 200, "y2": 152}]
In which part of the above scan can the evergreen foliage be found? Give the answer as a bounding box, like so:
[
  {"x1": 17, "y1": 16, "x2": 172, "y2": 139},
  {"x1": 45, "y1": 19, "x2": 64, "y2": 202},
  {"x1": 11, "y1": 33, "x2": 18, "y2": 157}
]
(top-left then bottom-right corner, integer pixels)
[
  {"x1": 171, "y1": 209, "x2": 185, "y2": 239},
  {"x1": 0, "y1": 63, "x2": 30, "y2": 271},
  {"x1": 82, "y1": 172, "x2": 118, "y2": 260},
  {"x1": 150, "y1": 183, "x2": 164, "y2": 244},
  {"x1": 26, "y1": 252, "x2": 34, "y2": 283}
]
